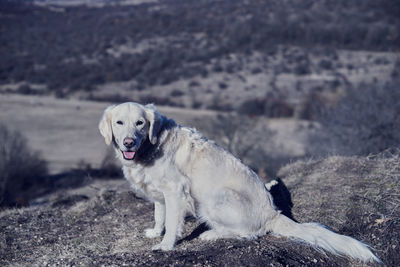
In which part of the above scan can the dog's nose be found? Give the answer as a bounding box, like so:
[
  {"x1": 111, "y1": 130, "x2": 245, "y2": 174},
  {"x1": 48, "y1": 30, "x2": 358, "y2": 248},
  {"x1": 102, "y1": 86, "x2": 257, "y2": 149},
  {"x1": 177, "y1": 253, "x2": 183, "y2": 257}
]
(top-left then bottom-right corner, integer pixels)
[{"x1": 123, "y1": 137, "x2": 135, "y2": 148}]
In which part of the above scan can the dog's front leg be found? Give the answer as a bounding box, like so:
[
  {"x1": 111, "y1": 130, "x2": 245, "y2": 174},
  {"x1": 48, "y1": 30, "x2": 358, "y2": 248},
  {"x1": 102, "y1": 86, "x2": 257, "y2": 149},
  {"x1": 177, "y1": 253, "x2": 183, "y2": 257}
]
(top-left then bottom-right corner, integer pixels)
[
  {"x1": 152, "y1": 192, "x2": 184, "y2": 251},
  {"x1": 145, "y1": 202, "x2": 165, "y2": 238}
]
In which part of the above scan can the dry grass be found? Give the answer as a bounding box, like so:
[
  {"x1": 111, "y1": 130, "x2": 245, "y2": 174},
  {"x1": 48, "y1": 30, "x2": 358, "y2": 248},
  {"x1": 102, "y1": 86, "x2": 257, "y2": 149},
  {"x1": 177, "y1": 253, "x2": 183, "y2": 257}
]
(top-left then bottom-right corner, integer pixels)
[
  {"x1": 0, "y1": 181, "x2": 345, "y2": 266},
  {"x1": 2, "y1": 152, "x2": 398, "y2": 265},
  {"x1": 278, "y1": 150, "x2": 400, "y2": 265}
]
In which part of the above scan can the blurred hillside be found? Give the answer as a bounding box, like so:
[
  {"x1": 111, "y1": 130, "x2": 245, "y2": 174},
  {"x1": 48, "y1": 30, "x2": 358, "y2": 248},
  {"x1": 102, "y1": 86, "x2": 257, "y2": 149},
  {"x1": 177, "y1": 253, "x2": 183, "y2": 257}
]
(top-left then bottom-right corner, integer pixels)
[{"x1": 1, "y1": 0, "x2": 399, "y2": 111}]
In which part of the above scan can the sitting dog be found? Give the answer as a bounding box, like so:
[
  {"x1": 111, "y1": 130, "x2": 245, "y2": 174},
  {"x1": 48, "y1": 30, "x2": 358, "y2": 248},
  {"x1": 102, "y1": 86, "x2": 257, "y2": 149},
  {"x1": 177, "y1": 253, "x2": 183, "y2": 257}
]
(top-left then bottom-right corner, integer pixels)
[{"x1": 99, "y1": 102, "x2": 380, "y2": 263}]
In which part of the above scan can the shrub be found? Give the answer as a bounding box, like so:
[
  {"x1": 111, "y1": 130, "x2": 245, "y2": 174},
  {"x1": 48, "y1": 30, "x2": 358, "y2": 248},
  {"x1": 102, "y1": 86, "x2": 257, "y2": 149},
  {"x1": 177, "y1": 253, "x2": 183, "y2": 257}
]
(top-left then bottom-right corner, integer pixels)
[
  {"x1": 309, "y1": 77, "x2": 400, "y2": 156},
  {"x1": 188, "y1": 81, "x2": 200, "y2": 87},
  {"x1": 170, "y1": 89, "x2": 185, "y2": 97},
  {"x1": 0, "y1": 124, "x2": 48, "y2": 207},
  {"x1": 251, "y1": 67, "x2": 262, "y2": 74},
  {"x1": 218, "y1": 82, "x2": 228, "y2": 90},
  {"x1": 318, "y1": 59, "x2": 333, "y2": 70},
  {"x1": 238, "y1": 98, "x2": 294, "y2": 118},
  {"x1": 238, "y1": 98, "x2": 265, "y2": 116},
  {"x1": 293, "y1": 62, "x2": 311, "y2": 75},
  {"x1": 17, "y1": 84, "x2": 34, "y2": 95}
]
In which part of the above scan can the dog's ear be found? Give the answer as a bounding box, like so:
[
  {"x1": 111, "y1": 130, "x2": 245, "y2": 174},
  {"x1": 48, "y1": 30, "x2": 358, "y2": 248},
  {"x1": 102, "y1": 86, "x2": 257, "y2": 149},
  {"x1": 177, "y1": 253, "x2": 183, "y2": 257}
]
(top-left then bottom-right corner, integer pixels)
[
  {"x1": 145, "y1": 104, "x2": 163, "y2": 145},
  {"x1": 99, "y1": 105, "x2": 116, "y2": 145}
]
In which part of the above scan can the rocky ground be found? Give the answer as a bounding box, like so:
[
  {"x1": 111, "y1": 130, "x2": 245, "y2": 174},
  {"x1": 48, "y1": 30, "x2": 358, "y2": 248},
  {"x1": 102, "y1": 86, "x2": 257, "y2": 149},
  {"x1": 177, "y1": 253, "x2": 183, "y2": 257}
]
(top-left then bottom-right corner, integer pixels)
[{"x1": 1, "y1": 152, "x2": 398, "y2": 266}]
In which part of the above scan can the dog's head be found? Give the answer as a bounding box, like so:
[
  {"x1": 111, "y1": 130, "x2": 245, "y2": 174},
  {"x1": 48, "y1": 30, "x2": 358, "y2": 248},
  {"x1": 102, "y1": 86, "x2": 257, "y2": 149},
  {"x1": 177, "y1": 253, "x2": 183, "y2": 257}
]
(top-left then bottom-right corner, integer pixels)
[{"x1": 99, "y1": 102, "x2": 163, "y2": 166}]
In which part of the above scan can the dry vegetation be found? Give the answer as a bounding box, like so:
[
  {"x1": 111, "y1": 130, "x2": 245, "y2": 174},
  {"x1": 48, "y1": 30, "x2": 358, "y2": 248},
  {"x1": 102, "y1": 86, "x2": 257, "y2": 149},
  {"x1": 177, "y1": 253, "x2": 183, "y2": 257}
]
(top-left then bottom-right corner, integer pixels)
[
  {"x1": 0, "y1": 124, "x2": 48, "y2": 207},
  {"x1": 1, "y1": 151, "x2": 398, "y2": 266},
  {"x1": 1, "y1": 0, "x2": 399, "y2": 111},
  {"x1": 307, "y1": 75, "x2": 400, "y2": 157},
  {"x1": 278, "y1": 151, "x2": 400, "y2": 266}
]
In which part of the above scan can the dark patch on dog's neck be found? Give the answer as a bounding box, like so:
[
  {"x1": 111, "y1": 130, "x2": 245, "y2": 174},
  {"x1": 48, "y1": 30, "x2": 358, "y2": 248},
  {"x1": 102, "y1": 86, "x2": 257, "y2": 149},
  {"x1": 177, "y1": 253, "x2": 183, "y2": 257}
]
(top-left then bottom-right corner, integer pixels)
[
  {"x1": 134, "y1": 117, "x2": 176, "y2": 166},
  {"x1": 134, "y1": 138, "x2": 162, "y2": 166}
]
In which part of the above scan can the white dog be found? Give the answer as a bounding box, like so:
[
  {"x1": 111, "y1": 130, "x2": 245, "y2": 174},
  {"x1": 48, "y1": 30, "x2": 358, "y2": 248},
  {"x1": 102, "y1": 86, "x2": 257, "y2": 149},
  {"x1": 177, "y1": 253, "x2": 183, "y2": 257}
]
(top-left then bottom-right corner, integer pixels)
[{"x1": 99, "y1": 102, "x2": 380, "y2": 263}]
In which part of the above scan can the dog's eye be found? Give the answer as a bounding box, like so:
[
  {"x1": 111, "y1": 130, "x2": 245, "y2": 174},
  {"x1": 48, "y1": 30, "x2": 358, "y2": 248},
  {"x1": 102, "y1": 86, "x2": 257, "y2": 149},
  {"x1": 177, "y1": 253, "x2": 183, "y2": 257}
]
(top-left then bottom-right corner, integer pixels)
[
  {"x1": 136, "y1": 120, "x2": 144, "y2": 126},
  {"x1": 116, "y1": 121, "x2": 124, "y2": 125}
]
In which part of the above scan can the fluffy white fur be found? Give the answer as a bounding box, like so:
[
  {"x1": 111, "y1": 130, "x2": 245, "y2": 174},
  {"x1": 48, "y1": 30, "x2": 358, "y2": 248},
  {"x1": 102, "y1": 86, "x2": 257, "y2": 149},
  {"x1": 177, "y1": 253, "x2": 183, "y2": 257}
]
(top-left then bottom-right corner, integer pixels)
[{"x1": 99, "y1": 102, "x2": 381, "y2": 263}]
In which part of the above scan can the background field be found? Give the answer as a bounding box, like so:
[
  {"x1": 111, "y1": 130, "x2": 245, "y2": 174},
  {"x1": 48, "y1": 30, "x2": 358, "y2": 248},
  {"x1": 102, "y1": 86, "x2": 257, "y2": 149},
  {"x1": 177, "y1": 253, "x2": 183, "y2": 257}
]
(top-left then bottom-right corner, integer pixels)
[{"x1": 1, "y1": 0, "x2": 399, "y2": 265}]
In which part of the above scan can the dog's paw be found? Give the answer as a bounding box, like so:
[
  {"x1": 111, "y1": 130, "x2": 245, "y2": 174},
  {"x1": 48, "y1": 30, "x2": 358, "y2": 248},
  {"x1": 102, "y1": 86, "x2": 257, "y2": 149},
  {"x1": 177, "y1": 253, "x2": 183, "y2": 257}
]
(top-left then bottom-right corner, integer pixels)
[
  {"x1": 151, "y1": 241, "x2": 174, "y2": 251},
  {"x1": 145, "y1": 228, "x2": 163, "y2": 238},
  {"x1": 199, "y1": 230, "x2": 220, "y2": 241}
]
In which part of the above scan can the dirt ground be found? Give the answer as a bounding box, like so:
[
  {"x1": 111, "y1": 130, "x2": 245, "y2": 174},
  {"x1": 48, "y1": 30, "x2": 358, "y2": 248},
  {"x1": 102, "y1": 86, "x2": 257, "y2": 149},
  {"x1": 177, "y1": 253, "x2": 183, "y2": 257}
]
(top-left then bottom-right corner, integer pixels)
[
  {"x1": 2, "y1": 151, "x2": 398, "y2": 266},
  {"x1": 0, "y1": 179, "x2": 358, "y2": 267}
]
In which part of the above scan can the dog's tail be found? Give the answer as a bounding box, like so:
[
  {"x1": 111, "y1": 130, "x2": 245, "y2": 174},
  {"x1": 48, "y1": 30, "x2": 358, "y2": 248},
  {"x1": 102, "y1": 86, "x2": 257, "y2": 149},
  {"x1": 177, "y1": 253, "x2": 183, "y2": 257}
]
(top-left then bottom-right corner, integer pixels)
[{"x1": 268, "y1": 213, "x2": 381, "y2": 263}]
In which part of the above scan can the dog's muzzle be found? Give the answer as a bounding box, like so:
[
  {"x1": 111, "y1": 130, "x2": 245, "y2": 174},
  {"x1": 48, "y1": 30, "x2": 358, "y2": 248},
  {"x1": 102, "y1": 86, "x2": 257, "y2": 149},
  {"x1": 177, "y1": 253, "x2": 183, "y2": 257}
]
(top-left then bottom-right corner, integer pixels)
[{"x1": 122, "y1": 137, "x2": 137, "y2": 160}]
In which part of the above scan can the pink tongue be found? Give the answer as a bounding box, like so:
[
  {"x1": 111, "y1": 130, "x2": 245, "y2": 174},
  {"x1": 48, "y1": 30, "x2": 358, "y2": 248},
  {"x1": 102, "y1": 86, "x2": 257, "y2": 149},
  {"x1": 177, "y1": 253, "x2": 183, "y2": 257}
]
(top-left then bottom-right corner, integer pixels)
[{"x1": 123, "y1": 151, "x2": 136, "y2": 159}]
